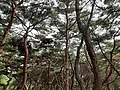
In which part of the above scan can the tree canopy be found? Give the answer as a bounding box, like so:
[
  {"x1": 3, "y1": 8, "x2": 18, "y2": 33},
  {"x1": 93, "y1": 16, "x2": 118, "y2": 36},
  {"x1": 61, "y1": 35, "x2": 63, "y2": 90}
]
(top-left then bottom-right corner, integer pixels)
[{"x1": 0, "y1": 0, "x2": 120, "y2": 90}]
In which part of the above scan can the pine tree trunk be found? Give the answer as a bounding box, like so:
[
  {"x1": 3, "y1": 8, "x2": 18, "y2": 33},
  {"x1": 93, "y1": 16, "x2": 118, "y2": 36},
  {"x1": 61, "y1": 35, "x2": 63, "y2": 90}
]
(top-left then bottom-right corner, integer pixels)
[
  {"x1": 63, "y1": 2, "x2": 69, "y2": 89},
  {"x1": 19, "y1": 31, "x2": 28, "y2": 90},
  {"x1": 0, "y1": 0, "x2": 24, "y2": 49}
]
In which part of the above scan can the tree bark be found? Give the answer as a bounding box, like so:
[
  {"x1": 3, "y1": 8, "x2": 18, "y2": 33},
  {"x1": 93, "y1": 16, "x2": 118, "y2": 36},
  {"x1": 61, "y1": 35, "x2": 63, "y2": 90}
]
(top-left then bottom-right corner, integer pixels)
[
  {"x1": 75, "y1": 0, "x2": 102, "y2": 90},
  {"x1": 18, "y1": 31, "x2": 28, "y2": 90}
]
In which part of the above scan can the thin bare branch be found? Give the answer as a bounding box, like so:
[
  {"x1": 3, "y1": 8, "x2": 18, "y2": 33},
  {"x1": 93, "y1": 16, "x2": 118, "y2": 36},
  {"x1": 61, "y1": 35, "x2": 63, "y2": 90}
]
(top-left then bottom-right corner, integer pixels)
[
  {"x1": 74, "y1": 35, "x2": 86, "y2": 90},
  {"x1": 97, "y1": 38, "x2": 120, "y2": 76},
  {"x1": 87, "y1": 0, "x2": 96, "y2": 27}
]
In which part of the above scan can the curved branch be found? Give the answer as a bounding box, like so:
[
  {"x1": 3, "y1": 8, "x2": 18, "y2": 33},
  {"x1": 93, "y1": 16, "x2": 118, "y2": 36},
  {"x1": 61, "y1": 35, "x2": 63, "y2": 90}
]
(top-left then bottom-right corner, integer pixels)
[{"x1": 87, "y1": 0, "x2": 96, "y2": 27}]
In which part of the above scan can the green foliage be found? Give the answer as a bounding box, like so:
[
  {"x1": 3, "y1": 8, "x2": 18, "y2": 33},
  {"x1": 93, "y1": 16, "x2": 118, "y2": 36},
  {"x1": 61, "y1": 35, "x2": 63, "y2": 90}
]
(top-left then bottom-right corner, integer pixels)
[{"x1": 0, "y1": 75, "x2": 9, "y2": 85}]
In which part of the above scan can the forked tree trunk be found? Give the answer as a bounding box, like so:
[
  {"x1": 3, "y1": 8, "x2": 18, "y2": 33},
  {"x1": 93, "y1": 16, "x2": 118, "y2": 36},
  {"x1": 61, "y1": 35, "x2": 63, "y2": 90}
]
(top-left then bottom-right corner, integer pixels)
[{"x1": 75, "y1": 0, "x2": 102, "y2": 90}]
